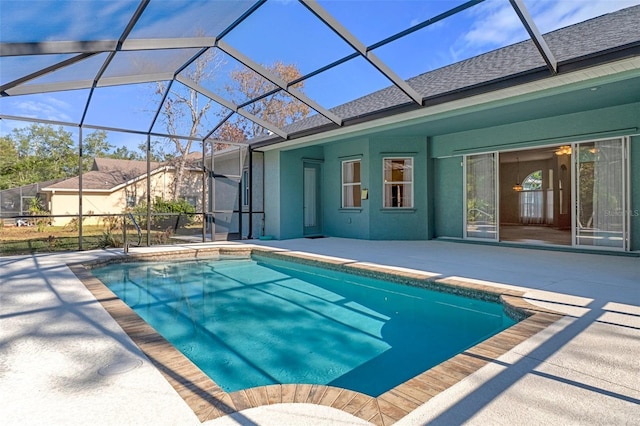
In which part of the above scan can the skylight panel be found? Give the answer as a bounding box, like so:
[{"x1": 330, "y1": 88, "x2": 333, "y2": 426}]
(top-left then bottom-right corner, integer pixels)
[
  {"x1": 0, "y1": 54, "x2": 78, "y2": 87},
  {"x1": 20, "y1": 54, "x2": 110, "y2": 88},
  {"x1": 100, "y1": 49, "x2": 201, "y2": 83},
  {"x1": 222, "y1": 0, "x2": 355, "y2": 79},
  {"x1": 0, "y1": 0, "x2": 138, "y2": 43},
  {"x1": 128, "y1": 0, "x2": 256, "y2": 39}
]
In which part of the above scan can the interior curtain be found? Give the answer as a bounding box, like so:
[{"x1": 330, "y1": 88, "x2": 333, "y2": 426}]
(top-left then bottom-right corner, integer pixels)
[
  {"x1": 343, "y1": 162, "x2": 355, "y2": 207},
  {"x1": 519, "y1": 190, "x2": 544, "y2": 224}
]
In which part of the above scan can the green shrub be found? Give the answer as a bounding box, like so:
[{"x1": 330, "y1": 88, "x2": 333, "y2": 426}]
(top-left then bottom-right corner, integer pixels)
[
  {"x1": 101, "y1": 215, "x2": 120, "y2": 232},
  {"x1": 97, "y1": 230, "x2": 121, "y2": 248},
  {"x1": 130, "y1": 197, "x2": 196, "y2": 229},
  {"x1": 28, "y1": 197, "x2": 51, "y2": 232}
]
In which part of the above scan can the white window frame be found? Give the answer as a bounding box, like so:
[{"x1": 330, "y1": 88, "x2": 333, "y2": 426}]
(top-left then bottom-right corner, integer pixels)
[
  {"x1": 341, "y1": 159, "x2": 361, "y2": 208},
  {"x1": 382, "y1": 157, "x2": 413, "y2": 208}
]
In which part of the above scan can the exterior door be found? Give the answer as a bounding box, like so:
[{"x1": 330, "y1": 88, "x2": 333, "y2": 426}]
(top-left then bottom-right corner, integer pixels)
[{"x1": 303, "y1": 162, "x2": 322, "y2": 236}]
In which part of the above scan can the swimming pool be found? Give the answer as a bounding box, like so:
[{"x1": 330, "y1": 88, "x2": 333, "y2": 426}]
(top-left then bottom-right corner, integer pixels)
[{"x1": 91, "y1": 253, "x2": 516, "y2": 397}]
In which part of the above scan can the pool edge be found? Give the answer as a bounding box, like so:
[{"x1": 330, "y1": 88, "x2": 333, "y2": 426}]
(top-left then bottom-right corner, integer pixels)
[{"x1": 70, "y1": 246, "x2": 564, "y2": 425}]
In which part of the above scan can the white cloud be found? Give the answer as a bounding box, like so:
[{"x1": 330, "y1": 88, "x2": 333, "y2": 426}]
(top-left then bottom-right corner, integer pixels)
[
  {"x1": 525, "y1": 0, "x2": 640, "y2": 33},
  {"x1": 450, "y1": 0, "x2": 640, "y2": 61},
  {"x1": 15, "y1": 99, "x2": 72, "y2": 123}
]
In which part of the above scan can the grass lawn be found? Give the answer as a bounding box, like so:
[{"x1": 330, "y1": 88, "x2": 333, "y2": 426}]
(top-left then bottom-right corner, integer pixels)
[
  {"x1": 0, "y1": 222, "x2": 205, "y2": 255},
  {"x1": 0, "y1": 225, "x2": 113, "y2": 255}
]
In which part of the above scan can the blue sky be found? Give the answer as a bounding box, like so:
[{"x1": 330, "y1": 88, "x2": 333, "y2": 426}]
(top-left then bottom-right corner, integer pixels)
[{"x1": 1, "y1": 0, "x2": 639, "y2": 152}]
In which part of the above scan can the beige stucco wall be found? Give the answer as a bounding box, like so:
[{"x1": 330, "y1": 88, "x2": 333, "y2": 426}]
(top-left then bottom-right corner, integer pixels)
[{"x1": 47, "y1": 170, "x2": 203, "y2": 226}]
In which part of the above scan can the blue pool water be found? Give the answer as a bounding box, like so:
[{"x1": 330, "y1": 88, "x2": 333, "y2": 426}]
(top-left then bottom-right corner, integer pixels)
[{"x1": 92, "y1": 255, "x2": 516, "y2": 397}]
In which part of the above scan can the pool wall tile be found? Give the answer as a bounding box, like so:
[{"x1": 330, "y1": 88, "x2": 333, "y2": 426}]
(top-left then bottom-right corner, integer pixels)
[
  {"x1": 307, "y1": 384, "x2": 325, "y2": 404},
  {"x1": 294, "y1": 384, "x2": 314, "y2": 403},
  {"x1": 280, "y1": 384, "x2": 297, "y2": 403},
  {"x1": 316, "y1": 386, "x2": 343, "y2": 407},
  {"x1": 264, "y1": 385, "x2": 282, "y2": 404},
  {"x1": 228, "y1": 390, "x2": 253, "y2": 411}
]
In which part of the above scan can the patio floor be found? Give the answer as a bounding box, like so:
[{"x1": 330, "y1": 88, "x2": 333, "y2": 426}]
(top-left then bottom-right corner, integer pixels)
[{"x1": 1, "y1": 238, "x2": 639, "y2": 425}]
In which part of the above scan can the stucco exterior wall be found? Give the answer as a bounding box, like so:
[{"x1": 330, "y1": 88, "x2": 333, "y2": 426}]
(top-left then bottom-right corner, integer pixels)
[
  {"x1": 323, "y1": 138, "x2": 370, "y2": 239},
  {"x1": 260, "y1": 84, "x2": 640, "y2": 251},
  {"x1": 47, "y1": 169, "x2": 203, "y2": 226},
  {"x1": 431, "y1": 102, "x2": 640, "y2": 250}
]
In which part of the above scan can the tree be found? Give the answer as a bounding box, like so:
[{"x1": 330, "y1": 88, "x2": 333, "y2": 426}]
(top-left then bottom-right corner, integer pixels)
[
  {"x1": 0, "y1": 124, "x2": 77, "y2": 187},
  {"x1": 82, "y1": 130, "x2": 113, "y2": 170},
  {"x1": 222, "y1": 61, "x2": 310, "y2": 139},
  {"x1": 108, "y1": 145, "x2": 144, "y2": 161},
  {"x1": 154, "y1": 48, "x2": 223, "y2": 201},
  {"x1": 155, "y1": 55, "x2": 311, "y2": 200},
  {"x1": 0, "y1": 125, "x2": 121, "y2": 189},
  {"x1": 215, "y1": 121, "x2": 247, "y2": 144},
  {"x1": 13, "y1": 124, "x2": 76, "y2": 178},
  {"x1": 0, "y1": 135, "x2": 19, "y2": 189}
]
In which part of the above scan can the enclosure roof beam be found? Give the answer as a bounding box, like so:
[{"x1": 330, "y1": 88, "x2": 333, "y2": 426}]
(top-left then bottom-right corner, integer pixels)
[
  {"x1": 509, "y1": 0, "x2": 558, "y2": 74},
  {"x1": 80, "y1": 0, "x2": 151, "y2": 126},
  {"x1": 3, "y1": 72, "x2": 178, "y2": 96},
  {"x1": 0, "y1": 41, "x2": 117, "y2": 57},
  {"x1": 300, "y1": 0, "x2": 423, "y2": 106},
  {"x1": 0, "y1": 53, "x2": 98, "y2": 95},
  {"x1": 176, "y1": 75, "x2": 288, "y2": 139},
  {"x1": 216, "y1": 39, "x2": 343, "y2": 126}
]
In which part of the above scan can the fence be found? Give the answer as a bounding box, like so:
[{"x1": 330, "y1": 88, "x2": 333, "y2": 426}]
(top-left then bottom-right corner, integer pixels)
[{"x1": 0, "y1": 211, "x2": 265, "y2": 255}]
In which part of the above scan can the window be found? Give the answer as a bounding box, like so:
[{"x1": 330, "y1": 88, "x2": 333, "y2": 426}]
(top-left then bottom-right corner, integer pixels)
[
  {"x1": 383, "y1": 157, "x2": 413, "y2": 208},
  {"x1": 342, "y1": 160, "x2": 361, "y2": 208},
  {"x1": 126, "y1": 194, "x2": 136, "y2": 208},
  {"x1": 520, "y1": 170, "x2": 543, "y2": 224},
  {"x1": 242, "y1": 169, "x2": 249, "y2": 207}
]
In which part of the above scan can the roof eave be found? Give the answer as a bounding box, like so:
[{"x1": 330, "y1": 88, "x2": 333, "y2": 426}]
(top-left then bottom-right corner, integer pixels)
[{"x1": 251, "y1": 42, "x2": 640, "y2": 151}]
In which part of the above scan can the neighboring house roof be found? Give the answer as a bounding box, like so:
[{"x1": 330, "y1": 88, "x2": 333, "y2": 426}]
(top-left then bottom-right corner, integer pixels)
[
  {"x1": 43, "y1": 158, "x2": 163, "y2": 192},
  {"x1": 91, "y1": 157, "x2": 159, "y2": 174},
  {"x1": 252, "y1": 5, "x2": 640, "y2": 147}
]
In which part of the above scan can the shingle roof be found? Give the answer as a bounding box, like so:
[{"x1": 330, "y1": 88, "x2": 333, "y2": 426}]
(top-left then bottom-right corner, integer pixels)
[
  {"x1": 253, "y1": 5, "x2": 640, "y2": 146},
  {"x1": 44, "y1": 158, "x2": 163, "y2": 191}
]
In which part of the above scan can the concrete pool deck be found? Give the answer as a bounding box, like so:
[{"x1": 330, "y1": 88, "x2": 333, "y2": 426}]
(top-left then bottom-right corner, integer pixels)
[{"x1": 1, "y1": 238, "x2": 639, "y2": 425}]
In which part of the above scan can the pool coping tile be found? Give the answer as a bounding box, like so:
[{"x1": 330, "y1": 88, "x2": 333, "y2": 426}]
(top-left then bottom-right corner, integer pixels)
[{"x1": 69, "y1": 246, "x2": 563, "y2": 426}]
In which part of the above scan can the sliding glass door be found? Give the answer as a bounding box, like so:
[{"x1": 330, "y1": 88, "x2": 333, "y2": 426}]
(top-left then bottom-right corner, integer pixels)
[
  {"x1": 465, "y1": 153, "x2": 497, "y2": 240},
  {"x1": 575, "y1": 138, "x2": 628, "y2": 249},
  {"x1": 465, "y1": 139, "x2": 628, "y2": 250}
]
